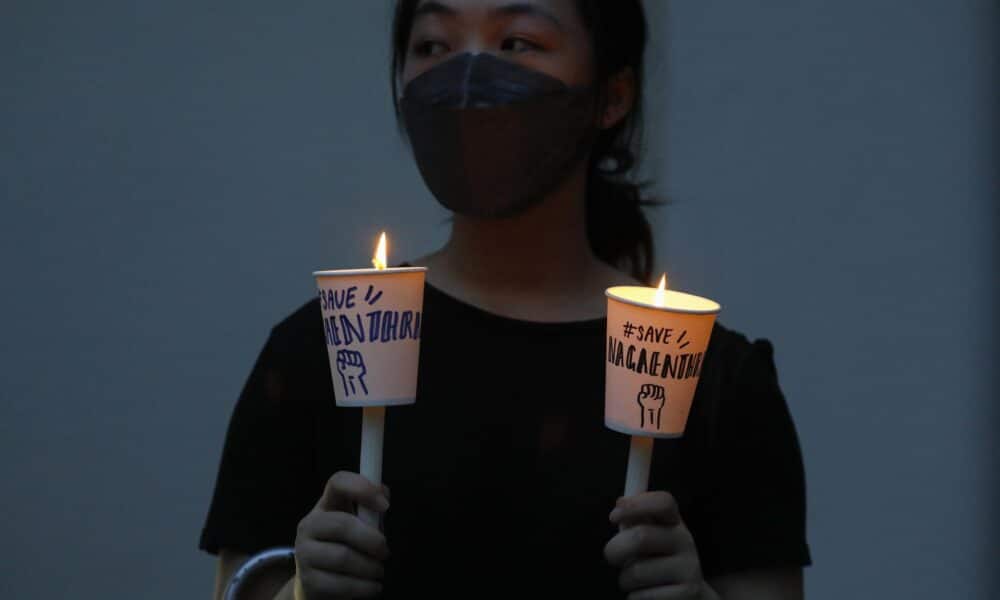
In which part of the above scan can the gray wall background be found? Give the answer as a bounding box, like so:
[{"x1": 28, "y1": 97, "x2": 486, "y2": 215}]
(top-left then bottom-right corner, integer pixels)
[{"x1": 1, "y1": 1, "x2": 995, "y2": 598}]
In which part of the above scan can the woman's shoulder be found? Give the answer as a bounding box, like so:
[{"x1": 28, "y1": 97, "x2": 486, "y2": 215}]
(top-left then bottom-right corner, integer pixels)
[
  {"x1": 262, "y1": 296, "x2": 324, "y2": 360},
  {"x1": 706, "y1": 320, "x2": 781, "y2": 383}
]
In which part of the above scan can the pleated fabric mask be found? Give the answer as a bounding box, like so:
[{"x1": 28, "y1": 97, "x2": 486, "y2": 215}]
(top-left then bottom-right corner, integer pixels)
[{"x1": 400, "y1": 52, "x2": 600, "y2": 219}]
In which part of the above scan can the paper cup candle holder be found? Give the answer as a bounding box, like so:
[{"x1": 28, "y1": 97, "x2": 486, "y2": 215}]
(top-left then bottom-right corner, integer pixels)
[
  {"x1": 605, "y1": 276, "x2": 721, "y2": 497},
  {"x1": 313, "y1": 232, "x2": 427, "y2": 526}
]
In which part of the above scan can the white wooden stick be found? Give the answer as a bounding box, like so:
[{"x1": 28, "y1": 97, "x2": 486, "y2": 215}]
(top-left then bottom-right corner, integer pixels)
[
  {"x1": 358, "y1": 405, "x2": 386, "y2": 528},
  {"x1": 624, "y1": 435, "x2": 654, "y2": 498}
]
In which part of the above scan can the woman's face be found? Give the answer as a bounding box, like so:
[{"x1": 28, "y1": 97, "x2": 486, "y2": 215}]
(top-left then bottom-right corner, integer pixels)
[{"x1": 400, "y1": 0, "x2": 595, "y2": 90}]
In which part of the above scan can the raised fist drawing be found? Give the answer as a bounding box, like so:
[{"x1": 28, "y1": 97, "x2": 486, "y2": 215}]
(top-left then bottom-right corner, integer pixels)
[
  {"x1": 636, "y1": 383, "x2": 667, "y2": 430},
  {"x1": 336, "y1": 349, "x2": 369, "y2": 397}
]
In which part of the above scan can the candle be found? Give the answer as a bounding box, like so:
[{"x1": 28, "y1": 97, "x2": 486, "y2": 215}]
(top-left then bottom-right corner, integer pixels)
[
  {"x1": 604, "y1": 275, "x2": 720, "y2": 497},
  {"x1": 313, "y1": 232, "x2": 427, "y2": 528}
]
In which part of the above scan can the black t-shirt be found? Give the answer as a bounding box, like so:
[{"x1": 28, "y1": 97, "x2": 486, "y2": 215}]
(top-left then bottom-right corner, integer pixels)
[{"x1": 199, "y1": 281, "x2": 811, "y2": 597}]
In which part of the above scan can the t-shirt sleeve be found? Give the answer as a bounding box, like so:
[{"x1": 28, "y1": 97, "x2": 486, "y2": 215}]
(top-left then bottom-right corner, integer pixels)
[
  {"x1": 697, "y1": 338, "x2": 812, "y2": 578},
  {"x1": 198, "y1": 328, "x2": 310, "y2": 556}
]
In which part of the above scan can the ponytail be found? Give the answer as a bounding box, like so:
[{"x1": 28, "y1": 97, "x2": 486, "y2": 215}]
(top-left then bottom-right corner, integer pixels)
[
  {"x1": 576, "y1": 0, "x2": 659, "y2": 285},
  {"x1": 585, "y1": 162, "x2": 659, "y2": 285}
]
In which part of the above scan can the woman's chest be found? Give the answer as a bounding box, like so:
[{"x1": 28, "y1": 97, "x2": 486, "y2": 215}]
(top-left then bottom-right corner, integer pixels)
[{"x1": 310, "y1": 329, "x2": 707, "y2": 541}]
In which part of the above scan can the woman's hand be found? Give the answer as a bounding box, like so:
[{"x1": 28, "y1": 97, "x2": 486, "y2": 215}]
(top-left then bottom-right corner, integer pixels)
[
  {"x1": 293, "y1": 471, "x2": 390, "y2": 599},
  {"x1": 604, "y1": 491, "x2": 715, "y2": 600}
]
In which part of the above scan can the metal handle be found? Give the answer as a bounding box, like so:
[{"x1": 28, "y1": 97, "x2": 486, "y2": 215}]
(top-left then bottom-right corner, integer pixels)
[{"x1": 223, "y1": 546, "x2": 296, "y2": 600}]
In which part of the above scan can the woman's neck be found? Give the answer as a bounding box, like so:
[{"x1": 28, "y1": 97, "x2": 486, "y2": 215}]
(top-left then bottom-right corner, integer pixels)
[
  {"x1": 445, "y1": 176, "x2": 593, "y2": 289},
  {"x1": 412, "y1": 167, "x2": 639, "y2": 322}
]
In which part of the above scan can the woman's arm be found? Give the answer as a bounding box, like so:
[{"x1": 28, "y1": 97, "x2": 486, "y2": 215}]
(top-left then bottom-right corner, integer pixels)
[
  {"x1": 213, "y1": 550, "x2": 248, "y2": 600},
  {"x1": 706, "y1": 566, "x2": 803, "y2": 600}
]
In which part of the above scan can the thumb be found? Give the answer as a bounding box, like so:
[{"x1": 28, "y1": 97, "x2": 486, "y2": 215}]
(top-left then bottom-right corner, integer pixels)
[{"x1": 316, "y1": 471, "x2": 389, "y2": 514}]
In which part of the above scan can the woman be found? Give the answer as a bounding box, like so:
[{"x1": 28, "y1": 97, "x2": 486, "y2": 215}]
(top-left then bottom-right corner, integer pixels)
[{"x1": 200, "y1": 1, "x2": 811, "y2": 598}]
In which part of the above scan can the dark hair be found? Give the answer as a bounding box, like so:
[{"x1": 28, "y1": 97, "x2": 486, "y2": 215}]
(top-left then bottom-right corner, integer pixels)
[{"x1": 390, "y1": 0, "x2": 658, "y2": 283}]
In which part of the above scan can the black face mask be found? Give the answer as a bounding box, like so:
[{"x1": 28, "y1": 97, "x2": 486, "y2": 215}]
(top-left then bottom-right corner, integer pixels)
[{"x1": 400, "y1": 52, "x2": 599, "y2": 219}]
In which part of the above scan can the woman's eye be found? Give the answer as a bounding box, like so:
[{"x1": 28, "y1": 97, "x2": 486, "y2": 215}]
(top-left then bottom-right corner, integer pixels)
[
  {"x1": 501, "y1": 37, "x2": 539, "y2": 53},
  {"x1": 412, "y1": 39, "x2": 449, "y2": 58}
]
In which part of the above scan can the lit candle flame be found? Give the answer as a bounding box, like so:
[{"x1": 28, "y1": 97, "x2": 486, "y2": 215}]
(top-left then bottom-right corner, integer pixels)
[
  {"x1": 653, "y1": 274, "x2": 668, "y2": 307},
  {"x1": 372, "y1": 232, "x2": 388, "y2": 270}
]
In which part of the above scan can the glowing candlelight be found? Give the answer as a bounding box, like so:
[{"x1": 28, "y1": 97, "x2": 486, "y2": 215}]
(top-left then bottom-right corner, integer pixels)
[
  {"x1": 653, "y1": 274, "x2": 667, "y2": 308},
  {"x1": 373, "y1": 232, "x2": 388, "y2": 271}
]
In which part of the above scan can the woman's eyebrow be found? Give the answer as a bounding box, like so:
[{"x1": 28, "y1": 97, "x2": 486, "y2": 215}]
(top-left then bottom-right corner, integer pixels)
[
  {"x1": 412, "y1": 2, "x2": 564, "y2": 31},
  {"x1": 489, "y1": 3, "x2": 565, "y2": 30},
  {"x1": 413, "y1": 1, "x2": 458, "y2": 22}
]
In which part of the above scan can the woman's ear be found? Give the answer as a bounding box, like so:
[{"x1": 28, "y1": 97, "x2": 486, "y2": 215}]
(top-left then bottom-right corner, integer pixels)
[{"x1": 600, "y1": 67, "x2": 637, "y2": 129}]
